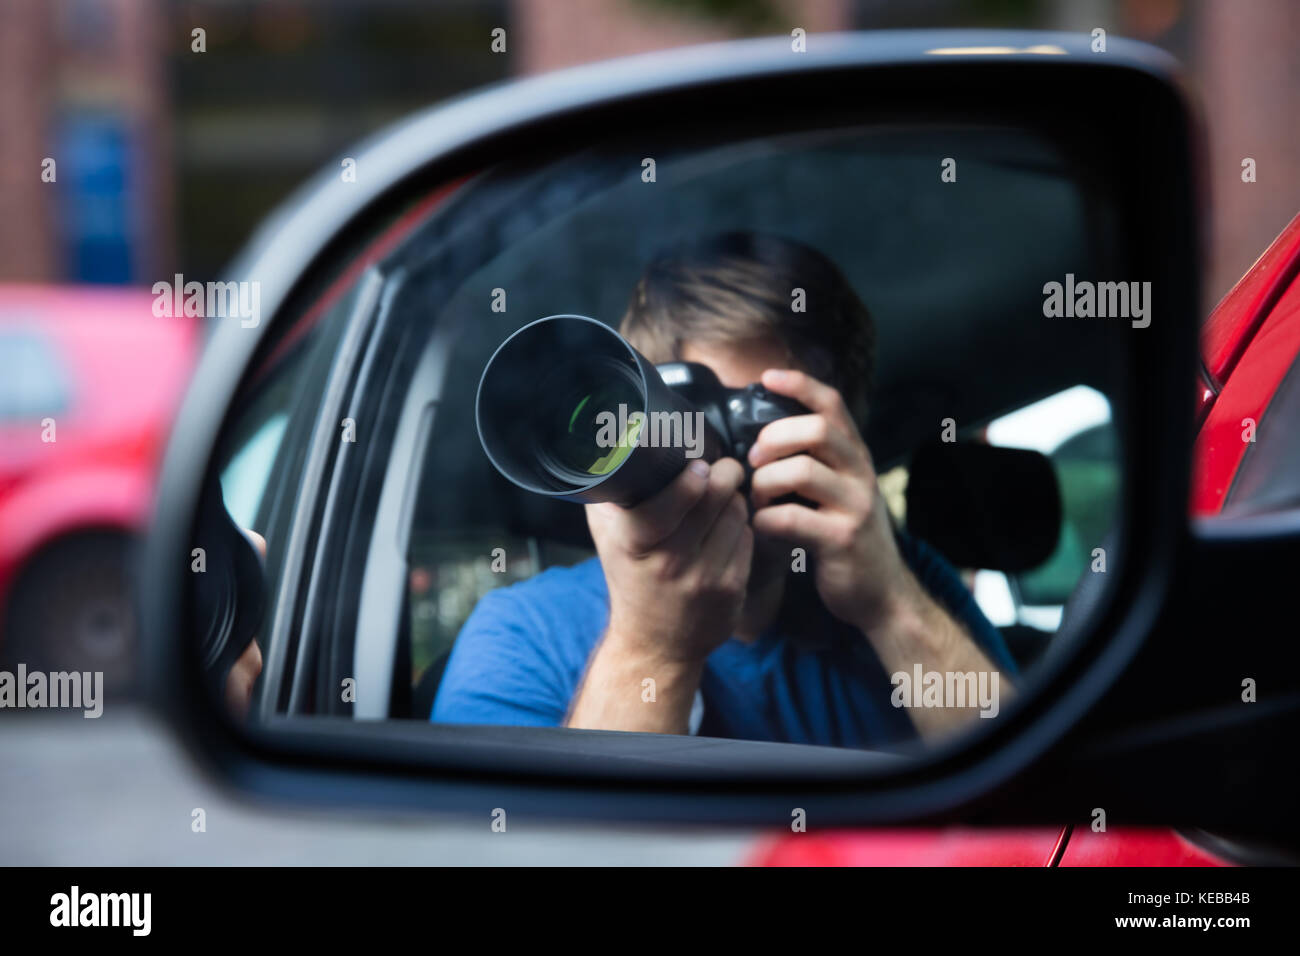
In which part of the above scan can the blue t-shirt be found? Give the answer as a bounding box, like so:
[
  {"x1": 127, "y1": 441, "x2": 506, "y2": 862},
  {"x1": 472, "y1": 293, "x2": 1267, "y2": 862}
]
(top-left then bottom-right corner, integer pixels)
[{"x1": 431, "y1": 533, "x2": 1016, "y2": 748}]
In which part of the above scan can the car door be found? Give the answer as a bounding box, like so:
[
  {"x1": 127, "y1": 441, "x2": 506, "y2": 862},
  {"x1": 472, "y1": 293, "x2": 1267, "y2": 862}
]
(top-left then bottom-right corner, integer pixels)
[
  {"x1": 212, "y1": 189, "x2": 458, "y2": 720},
  {"x1": 1194, "y1": 210, "x2": 1300, "y2": 515}
]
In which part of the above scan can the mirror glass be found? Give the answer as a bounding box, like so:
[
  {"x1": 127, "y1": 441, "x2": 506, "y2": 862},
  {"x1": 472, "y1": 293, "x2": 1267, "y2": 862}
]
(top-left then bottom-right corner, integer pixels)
[{"x1": 196, "y1": 122, "x2": 1133, "y2": 762}]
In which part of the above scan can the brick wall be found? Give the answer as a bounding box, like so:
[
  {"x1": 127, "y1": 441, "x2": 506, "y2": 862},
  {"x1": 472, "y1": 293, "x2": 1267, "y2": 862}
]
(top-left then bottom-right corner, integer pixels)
[
  {"x1": 0, "y1": 0, "x2": 56, "y2": 281},
  {"x1": 512, "y1": 0, "x2": 851, "y2": 75}
]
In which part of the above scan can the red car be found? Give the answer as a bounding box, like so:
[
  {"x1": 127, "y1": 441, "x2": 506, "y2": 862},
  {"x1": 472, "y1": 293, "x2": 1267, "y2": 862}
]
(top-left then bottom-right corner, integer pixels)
[
  {"x1": 751, "y1": 210, "x2": 1300, "y2": 866},
  {"x1": 0, "y1": 284, "x2": 198, "y2": 690}
]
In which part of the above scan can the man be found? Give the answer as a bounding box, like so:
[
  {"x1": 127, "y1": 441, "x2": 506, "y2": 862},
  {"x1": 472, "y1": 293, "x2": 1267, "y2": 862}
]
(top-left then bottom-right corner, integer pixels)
[{"x1": 432, "y1": 232, "x2": 1015, "y2": 747}]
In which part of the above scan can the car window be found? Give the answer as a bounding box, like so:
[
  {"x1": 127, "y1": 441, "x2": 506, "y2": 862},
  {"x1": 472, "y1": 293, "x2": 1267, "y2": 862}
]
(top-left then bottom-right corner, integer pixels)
[
  {"x1": 214, "y1": 281, "x2": 363, "y2": 634},
  {"x1": 975, "y1": 386, "x2": 1120, "y2": 632},
  {"x1": 359, "y1": 125, "x2": 1129, "y2": 730},
  {"x1": 220, "y1": 412, "x2": 288, "y2": 529},
  {"x1": 1221, "y1": 276, "x2": 1300, "y2": 516},
  {"x1": 0, "y1": 329, "x2": 70, "y2": 421},
  {"x1": 208, "y1": 121, "x2": 1134, "y2": 750}
]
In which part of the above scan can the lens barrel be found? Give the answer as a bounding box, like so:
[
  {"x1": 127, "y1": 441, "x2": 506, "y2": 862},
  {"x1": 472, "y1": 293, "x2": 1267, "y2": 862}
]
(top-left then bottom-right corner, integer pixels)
[{"x1": 476, "y1": 314, "x2": 722, "y2": 506}]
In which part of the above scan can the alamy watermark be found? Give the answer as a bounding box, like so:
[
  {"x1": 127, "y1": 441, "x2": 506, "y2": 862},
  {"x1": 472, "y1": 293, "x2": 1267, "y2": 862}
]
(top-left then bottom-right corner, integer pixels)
[
  {"x1": 0, "y1": 665, "x2": 103, "y2": 717},
  {"x1": 50, "y1": 886, "x2": 150, "y2": 936},
  {"x1": 152, "y1": 274, "x2": 260, "y2": 328},
  {"x1": 890, "y1": 665, "x2": 1000, "y2": 719},
  {"x1": 1042, "y1": 274, "x2": 1151, "y2": 328},
  {"x1": 595, "y1": 405, "x2": 707, "y2": 459}
]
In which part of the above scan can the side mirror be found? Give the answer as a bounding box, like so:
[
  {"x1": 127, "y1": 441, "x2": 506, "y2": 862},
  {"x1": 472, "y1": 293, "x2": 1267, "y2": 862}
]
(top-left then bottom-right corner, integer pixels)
[{"x1": 142, "y1": 31, "x2": 1223, "y2": 829}]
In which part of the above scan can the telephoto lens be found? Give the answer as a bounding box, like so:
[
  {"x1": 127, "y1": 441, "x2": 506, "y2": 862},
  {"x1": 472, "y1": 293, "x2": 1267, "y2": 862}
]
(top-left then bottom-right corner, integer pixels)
[{"x1": 476, "y1": 314, "x2": 724, "y2": 506}]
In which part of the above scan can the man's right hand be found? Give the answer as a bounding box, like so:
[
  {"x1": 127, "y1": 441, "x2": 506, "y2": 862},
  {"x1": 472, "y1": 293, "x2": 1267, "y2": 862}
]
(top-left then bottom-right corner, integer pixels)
[
  {"x1": 566, "y1": 457, "x2": 752, "y2": 733},
  {"x1": 589, "y1": 456, "x2": 752, "y2": 663}
]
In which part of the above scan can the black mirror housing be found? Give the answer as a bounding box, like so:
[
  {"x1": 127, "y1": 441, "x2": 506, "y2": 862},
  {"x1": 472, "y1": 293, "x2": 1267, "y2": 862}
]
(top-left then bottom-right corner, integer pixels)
[{"x1": 141, "y1": 30, "x2": 1210, "y2": 829}]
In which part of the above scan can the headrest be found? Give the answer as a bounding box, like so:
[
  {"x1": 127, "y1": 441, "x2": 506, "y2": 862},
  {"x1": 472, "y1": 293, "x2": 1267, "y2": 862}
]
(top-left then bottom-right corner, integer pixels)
[{"x1": 906, "y1": 441, "x2": 1061, "y2": 572}]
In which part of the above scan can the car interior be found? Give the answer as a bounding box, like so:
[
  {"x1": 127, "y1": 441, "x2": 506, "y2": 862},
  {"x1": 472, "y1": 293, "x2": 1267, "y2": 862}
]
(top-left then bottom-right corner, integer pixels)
[{"x1": 214, "y1": 122, "x2": 1131, "y2": 747}]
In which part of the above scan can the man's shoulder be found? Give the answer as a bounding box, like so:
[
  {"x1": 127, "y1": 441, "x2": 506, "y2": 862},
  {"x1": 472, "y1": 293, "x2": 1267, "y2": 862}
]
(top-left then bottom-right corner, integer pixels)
[
  {"x1": 895, "y1": 528, "x2": 951, "y2": 584},
  {"x1": 434, "y1": 557, "x2": 607, "y2": 725},
  {"x1": 477, "y1": 555, "x2": 608, "y2": 628},
  {"x1": 894, "y1": 527, "x2": 1018, "y2": 672}
]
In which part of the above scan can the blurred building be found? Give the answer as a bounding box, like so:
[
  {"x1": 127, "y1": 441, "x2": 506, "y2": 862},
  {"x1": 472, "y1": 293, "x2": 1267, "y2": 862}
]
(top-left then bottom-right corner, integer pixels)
[
  {"x1": 1194, "y1": 0, "x2": 1300, "y2": 304},
  {"x1": 0, "y1": 0, "x2": 1296, "y2": 308},
  {"x1": 1041, "y1": 0, "x2": 1300, "y2": 306},
  {"x1": 513, "y1": 0, "x2": 850, "y2": 73},
  {"x1": 170, "y1": 0, "x2": 510, "y2": 276},
  {"x1": 0, "y1": 0, "x2": 170, "y2": 285}
]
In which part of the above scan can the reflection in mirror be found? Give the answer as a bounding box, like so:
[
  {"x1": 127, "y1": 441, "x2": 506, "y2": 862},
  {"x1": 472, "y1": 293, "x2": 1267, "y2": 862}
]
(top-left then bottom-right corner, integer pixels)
[{"x1": 197, "y1": 123, "x2": 1130, "y2": 761}]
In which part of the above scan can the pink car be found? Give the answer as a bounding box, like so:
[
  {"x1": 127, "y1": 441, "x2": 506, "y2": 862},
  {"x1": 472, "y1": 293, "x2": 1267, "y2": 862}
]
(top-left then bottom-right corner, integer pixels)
[{"x1": 0, "y1": 284, "x2": 198, "y2": 690}]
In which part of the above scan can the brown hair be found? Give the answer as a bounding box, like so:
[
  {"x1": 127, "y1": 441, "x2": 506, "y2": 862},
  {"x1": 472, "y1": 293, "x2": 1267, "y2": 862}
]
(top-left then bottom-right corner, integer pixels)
[{"x1": 619, "y1": 232, "x2": 875, "y2": 425}]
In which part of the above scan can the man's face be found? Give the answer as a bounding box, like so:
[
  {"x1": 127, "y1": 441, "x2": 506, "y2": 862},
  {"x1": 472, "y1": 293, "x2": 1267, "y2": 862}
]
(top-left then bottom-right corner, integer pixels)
[
  {"x1": 679, "y1": 336, "x2": 792, "y2": 393},
  {"x1": 680, "y1": 336, "x2": 798, "y2": 586}
]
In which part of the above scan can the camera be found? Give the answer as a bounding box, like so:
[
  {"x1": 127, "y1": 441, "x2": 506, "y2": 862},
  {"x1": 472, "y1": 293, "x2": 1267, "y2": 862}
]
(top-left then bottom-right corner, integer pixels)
[{"x1": 476, "y1": 314, "x2": 809, "y2": 506}]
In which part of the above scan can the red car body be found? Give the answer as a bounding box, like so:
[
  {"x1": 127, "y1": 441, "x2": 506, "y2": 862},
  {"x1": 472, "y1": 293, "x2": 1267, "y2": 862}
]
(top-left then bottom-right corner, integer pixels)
[
  {"x1": 752, "y1": 210, "x2": 1300, "y2": 866},
  {"x1": 1195, "y1": 212, "x2": 1300, "y2": 513},
  {"x1": 0, "y1": 284, "x2": 198, "y2": 658}
]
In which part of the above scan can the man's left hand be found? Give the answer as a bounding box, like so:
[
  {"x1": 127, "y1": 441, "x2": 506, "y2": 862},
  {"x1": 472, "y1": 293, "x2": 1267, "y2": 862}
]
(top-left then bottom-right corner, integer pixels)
[
  {"x1": 747, "y1": 368, "x2": 908, "y2": 633},
  {"x1": 748, "y1": 370, "x2": 1009, "y2": 738}
]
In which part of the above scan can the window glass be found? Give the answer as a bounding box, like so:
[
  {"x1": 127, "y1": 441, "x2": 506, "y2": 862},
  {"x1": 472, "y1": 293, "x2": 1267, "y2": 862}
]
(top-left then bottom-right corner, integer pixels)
[
  {"x1": 376, "y1": 125, "x2": 1126, "y2": 726},
  {"x1": 220, "y1": 412, "x2": 288, "y2": 529},
  {"x1": 978, "y1": 386, "x2": 1121, "y2": 627},
  {"x1": 0, "y1": 331, "x2": 70, "y2": 421},
  {"x1": 216, "y1": 283, "x2": 361, "y2": 555}
]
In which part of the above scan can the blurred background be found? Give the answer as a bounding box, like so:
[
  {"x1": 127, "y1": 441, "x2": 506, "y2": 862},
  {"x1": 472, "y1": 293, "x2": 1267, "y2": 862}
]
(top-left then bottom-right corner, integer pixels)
[
  {"x1": 1, "y1": 0, "x2": 1297, "y2": 298},
  {"x1": 4, "y1": 0, "x2": 1297, "y2": 668},
  {"x1": 1, "y1": 0, "x2": 1294, "y2": 866},
  {"x1": 3, "y1": 0, "x2": 1297, "y2": 688}
]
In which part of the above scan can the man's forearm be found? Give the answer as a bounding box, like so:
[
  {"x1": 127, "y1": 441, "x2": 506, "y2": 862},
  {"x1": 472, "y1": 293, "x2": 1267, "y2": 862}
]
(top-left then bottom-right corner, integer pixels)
[
  {"x1": 858, "y1": 568, "x2": 1012, "y2": 739},
  {"x1": 564, "y1": 628, "x2": 704, "y2": 734}
]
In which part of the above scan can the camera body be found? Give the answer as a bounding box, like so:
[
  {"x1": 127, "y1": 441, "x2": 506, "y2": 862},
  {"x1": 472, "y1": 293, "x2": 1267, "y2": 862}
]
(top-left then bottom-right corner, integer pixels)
[
  {"x1": 476, "y1": 314, "x2": 809, "y2": 507},
  {"x1": 653, "y1": 360, "x2": 807, "y2": 464}
]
